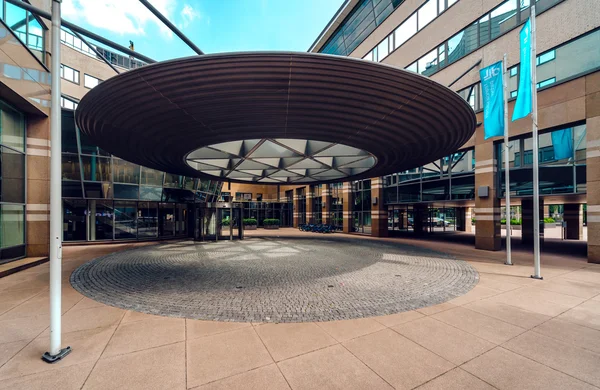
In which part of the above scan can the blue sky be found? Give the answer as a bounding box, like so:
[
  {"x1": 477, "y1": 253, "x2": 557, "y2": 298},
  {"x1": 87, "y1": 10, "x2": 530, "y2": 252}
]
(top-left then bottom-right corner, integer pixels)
[{"x1": 62, "y1": 0, "x2": 344, "y2": 62}]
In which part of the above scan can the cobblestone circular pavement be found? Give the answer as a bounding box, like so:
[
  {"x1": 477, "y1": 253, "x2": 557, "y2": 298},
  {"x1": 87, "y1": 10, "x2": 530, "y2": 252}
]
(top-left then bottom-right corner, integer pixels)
[{"x1": 70, "y1": 236, "x2": 479, "y2": 323}]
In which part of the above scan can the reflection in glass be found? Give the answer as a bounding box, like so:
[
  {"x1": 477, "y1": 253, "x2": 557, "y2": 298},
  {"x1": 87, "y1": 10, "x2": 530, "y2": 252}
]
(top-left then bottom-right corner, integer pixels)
[
  {"x1": 112, "y1": 159, "x2": 140, "y2": 184},
  {"x1": 140, "y1": 167, "x2": 164, "y2": 186},
  {"x1": 1, "y1": 102, "x2": 25, "y2": 152},
  {"x1": 63, "y1": 199, "x2": 86, "y2": 241},
  {"x1": 1, "y1": 147, "x2": 25, "y2": 203},
  {"x1": 491, "y1": 0, "x2": 517, "y2": 40},
  {"x1": 114, "y1": 201, "x2": 137, "y2": 239},
  {"x1": 89, "y1": 200, "x2": 113, "y2": 240},
  {"x1": 61, "y1": 154, "x2": 81, "y2": 181},
  {"x1": 140, "y1": 186, "x2": 162, "y2": 201},
  {"x1": 1, "y1": 204, "x2": 24, "y2": 248},
  {"x1": 113, "y1": 183, "x2": 139, "y2": 199},
  {"x1": 81, "y1": 156, "x2": 111, "y2": 181},
  {"x1": 138, "y1": 202, "x2": 158, "y2": 238}
]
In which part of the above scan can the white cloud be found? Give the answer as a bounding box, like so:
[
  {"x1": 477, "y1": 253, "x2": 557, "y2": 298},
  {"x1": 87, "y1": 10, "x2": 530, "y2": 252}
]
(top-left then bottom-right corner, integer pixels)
[
  {"x1": 180, "y1": 4, "x2": 202, "y2": 29},
  {"x1": 62, "y1": 0, "x2": 179, "y2": 38}
]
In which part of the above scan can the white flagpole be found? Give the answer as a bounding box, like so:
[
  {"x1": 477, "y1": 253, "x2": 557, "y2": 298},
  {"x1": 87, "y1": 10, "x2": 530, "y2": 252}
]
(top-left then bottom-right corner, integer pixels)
[
  {"x1": 531, "y1": 5, "x2": 542, "y2": 279},
  {"x1": 503, "y1": 53, "x2": 512, "y2": 266},
  {"x1": 43, "y1": 0, "x2": 72, "y2": 363}
]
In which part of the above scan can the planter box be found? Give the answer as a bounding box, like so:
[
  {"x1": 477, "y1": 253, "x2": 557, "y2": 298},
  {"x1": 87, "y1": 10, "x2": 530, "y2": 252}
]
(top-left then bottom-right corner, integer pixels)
[
  {"x1": 501, "y1": 225, "x2": 522, "y2": 230},
  {"x1": 244, "y1": 225, "x2": 257, "y2": 230},
  {"x1": 264, "y1": 225, "x2": 279, "y2": 229}
]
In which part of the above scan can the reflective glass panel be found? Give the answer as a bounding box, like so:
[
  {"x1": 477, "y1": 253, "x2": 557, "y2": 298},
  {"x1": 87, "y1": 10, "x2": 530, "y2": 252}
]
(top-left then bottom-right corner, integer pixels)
[
  {"x1": 418, "y1": 0, "x2": 437, "y2": 30},
  {"x1": 114, "y1": 201, "x2": 137, "y2": 239},
  {"x1": 1, "y1": 204, "x2": 24, "y2": 248},
  {"x1": 1, "y1": 103, "x2": 25, "y2": 152},
  {"x1": 61, "y1": 154, "x2": 81, "y2": 181},
  {"x1": 491, "y1": 0, "x2": 518, "y2": 40},
  {"x1": 81, "y1": 156, "x2": 111, "y2": 181},
  {"x1": 112, "y1": 159, "x2": 140, "y2": 184},
  {"x1": 394, "y1": 13, "x2": 417, "y2": 49},
  {"x1": 0, "y1": 147, "x2": 25, "y2": 203}
]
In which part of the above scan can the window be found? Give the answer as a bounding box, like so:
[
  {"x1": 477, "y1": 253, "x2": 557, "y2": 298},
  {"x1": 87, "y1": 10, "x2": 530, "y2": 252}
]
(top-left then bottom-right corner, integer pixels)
[
  {"x1": 490, "y1": 0, "x2": 517, "y2": 40},
  {"x1": 510, "y1": 67, "x2": 518, "y2": 77},
  {"x1": 419, "y1": 49, "x2": 438, "y2": 76},
  {"x1": 418, "y1": 0, "x2": 437, "y2": 30},
  {"x1": 377, "y1": 37, "x2": 389, "y2": 61},
  {"x1": 84, "y1": 74, "x2": 101, "y2": 89},
  {"x1": 409, "y1": 0, "x2": 566, "y2": 77},
  {"x1": 537, "y1": 77, "x2": 556, "y2": 89},
  {"x1": 61, "y1": 97, "x2": 78, "y2": 110},
  {"x1": 394, "y1": 13, "x2": 417, "y2": 49},
  {"x1": 60, "y1": 64, "x2": 80, "y2": 84},
  {"x1": 537, "y1": 50, "x2": 556, "y2": 65}
]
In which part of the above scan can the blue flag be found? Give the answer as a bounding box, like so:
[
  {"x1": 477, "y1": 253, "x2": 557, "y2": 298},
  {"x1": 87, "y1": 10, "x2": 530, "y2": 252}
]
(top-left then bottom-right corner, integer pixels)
[
  {"x1": 551, "y1": 128, "x2": 573, "y2": 160},
  {"x1": 479, "y1": 61, "x2": 504, "y2": 140},
  {"x1": 512, "y1": 19, "x2": 532, "y2": 121}
]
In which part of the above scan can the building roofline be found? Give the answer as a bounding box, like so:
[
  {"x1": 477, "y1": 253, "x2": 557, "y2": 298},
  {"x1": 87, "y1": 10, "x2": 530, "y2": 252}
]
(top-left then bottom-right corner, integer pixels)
[{"x1": 308, "y1": 0, "x2": 357, "y2": 53}]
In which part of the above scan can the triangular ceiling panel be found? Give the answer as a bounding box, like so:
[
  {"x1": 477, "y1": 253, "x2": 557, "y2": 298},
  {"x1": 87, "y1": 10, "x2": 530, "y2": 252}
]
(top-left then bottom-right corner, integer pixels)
[
  {"x1": 341, "y1": 156, "x2": 376, "y2": 168},
  {"x1": 199, "y1": 170, "x2": 223, "y2": 177},
  {"x1": 226, "y1": 171, "x2": 255, "y2": 179},
  {"x1": 210, "y1": 141, "x2": 243, "y2": 156},
  {"x1": 241, "y1": 139, "x2": 261, "y2": 155},
  {"x1": 315, "y1": 143, "x2": 368, "y2": 157},
  {"x1": 250, "y1": 140, "x2": 300, "y2": 158},
  {"x1": 334, "y1": 156, "x2": 368, "y2": 167},
  {"x1": 237, "y1": 160, "x2": 271, "y2": 170},
  {"x1": 258, "y1": 177, "x2": 284, "y2": 183},
  {"x1": 239, "y1": 170, "x2": 265, "y2": 176},
  {"x1": 287, "y1": 159, "x2": 328, "y2": 169},
  {"x1": 288, "y1": 168, "x2": 306, "y2": 176},
  {"x1": 188, "y1": 161, "x2": 224, "y2": 171},
  {"x1": 270, "y1": 170, "x2": 300, "y2": 178},
  {"x1": 274, "y1": 139, "x2": 307, "y2": 155},
  {"x1": 306, "y1": 140, "x2": 335, "y2": 155},
  {"x1": 194, "y1": 159, "x2": 231, "y2": 169},
  {"x1": 280, "y1": 157, "x2": 304, "y2": 168},
  {"x1": 187, "y1": 147, "x2": 231, "y2": 159},
  {"x1": 314, "y1": 157, "x2": 333, "y2": 167},
  {"x1": 253, "y1": 158, "x2": 280, "y2": 167}
]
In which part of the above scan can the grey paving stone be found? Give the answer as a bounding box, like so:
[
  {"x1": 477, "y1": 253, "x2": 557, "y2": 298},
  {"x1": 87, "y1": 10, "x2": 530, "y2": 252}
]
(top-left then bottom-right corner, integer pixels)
[{"x1": 70, "y1": 237, "x2": 478, "y2": 322}]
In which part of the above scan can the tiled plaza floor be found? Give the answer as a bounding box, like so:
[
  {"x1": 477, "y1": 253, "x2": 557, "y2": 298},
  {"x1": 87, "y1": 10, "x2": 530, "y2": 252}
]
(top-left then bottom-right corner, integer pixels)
[{"x1": 0, "y1": 229, "x2": 599, "y2": 389}]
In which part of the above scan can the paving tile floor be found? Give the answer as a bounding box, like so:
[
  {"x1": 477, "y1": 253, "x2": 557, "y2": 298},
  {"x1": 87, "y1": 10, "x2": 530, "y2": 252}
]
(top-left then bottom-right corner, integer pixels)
[{"x1": 0, "y1": 230, "x2": 598, "y2": 389}]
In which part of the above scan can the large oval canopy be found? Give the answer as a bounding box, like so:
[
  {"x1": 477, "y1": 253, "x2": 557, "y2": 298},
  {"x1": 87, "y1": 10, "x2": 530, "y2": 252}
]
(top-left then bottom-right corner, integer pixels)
[{"x1": 76, "y1": 52, "x2": 476, "y2": 184}]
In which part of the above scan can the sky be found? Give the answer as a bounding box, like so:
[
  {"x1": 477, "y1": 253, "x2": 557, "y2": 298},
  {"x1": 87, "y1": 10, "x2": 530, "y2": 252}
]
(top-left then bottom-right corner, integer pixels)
[{"x1": 62, "y1": 0, "x2": 344, "y2": 62}]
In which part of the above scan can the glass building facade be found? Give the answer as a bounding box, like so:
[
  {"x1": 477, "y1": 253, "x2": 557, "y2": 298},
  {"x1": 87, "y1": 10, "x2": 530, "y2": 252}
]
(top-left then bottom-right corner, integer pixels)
[
  {"x1": 318, "y1": 0, "x2": 406, "y2": 56},
  {"x1": 0, "y1": 0, "x2": 46, "y2": 63},
  {"x1": 0, "y1": 101, "x2": 25, "y2": 263},
  {"x1": 61, "y1": 109, "x2": 223, "y2": 242}
]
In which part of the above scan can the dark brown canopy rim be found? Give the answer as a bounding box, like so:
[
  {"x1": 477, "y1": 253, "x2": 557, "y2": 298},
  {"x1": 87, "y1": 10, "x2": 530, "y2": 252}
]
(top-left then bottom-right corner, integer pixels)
[{"x1": 75, "y1": 51, "x2": 476, "y2": 184}]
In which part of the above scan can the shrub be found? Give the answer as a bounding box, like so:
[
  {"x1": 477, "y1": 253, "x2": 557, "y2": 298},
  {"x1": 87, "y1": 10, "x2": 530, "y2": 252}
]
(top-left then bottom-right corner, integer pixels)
[
  {"x1": 221, "y1": 219, "x2": 230, "y2": 226},
  {"x1": 500, "y1": 218, "x2": 522, "y2": 225},
  {"x1": 263, "y1": 218, "x2": 280, "y2": 226},
  {"x1": 243, "y1": 218, "x2": 257, "y2": 226},
  {"x1": 544, "y1": 217, "x2": 555, "y2": 223}
]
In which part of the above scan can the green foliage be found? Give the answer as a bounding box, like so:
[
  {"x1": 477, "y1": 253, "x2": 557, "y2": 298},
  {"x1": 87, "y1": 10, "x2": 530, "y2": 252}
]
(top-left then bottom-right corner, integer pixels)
[
  {"x1": 221, "y1": 219, "x2": 230, "y2": 226},
  {"x1": 243, "y1": 218, "x2": 257, "y2": 226},
  {"x1": 263, "y1": 218, "x2": 280, "y2": 226},
  {"x1": 500, "y1": 218, "x2": 522, "y2": 225},
  {"x1": 544, "y1": 217, "x2": 556, "y2": 223}
]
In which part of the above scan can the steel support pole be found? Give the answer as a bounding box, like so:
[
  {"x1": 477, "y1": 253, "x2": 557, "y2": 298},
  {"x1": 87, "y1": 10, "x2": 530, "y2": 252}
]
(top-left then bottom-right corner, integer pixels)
[
  {"x1": 530, "y1": 6, "x2": 542, "y2": 279},
  {"x1": 42, "y1": 0, "x2": 71, "y2": 363},
  {"x1": 503, "y1": 53, "x2": 512, "y2": 266}
]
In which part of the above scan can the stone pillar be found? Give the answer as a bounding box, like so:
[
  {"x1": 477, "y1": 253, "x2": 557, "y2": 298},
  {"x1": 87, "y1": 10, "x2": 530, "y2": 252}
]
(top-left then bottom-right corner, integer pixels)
[
  {"x1": 587, "y1": 72, "x2": 600, "y2": 262},
  {"x1": 564, "y1": 203, "x2": 583, "y2": 240},
  {"x1": 412, "y1": 204, "x2": 427, "y2": 236},
  {"x1": 342, "y1": 182, "x2": 352, "y2": 233},
  {"x1": 89, "y1": 199, "x2": 96, "y2": 241},
  {"x1": 370, "y1": 178, "x2": 388, "y2": 237},
  {"x1": 322, "y1": 184, "x2": 331, "y2": 224},
  {"x1": 474, "y1": 139, "x2": 501, "y2": 251},
  {"x1": 26, "y1": 117, "x2": 51, "y2": 257},
  {"x1": 306, "y1": 186, "x2": 314, "y2": 224},
  {"x1": 465, "y1": 207, "x2": 473, "y2": 233},
  {"x1": 521, "y1": 198, "x2": 545, "y2": 246},
  {"x1": 293, "y1": 190, "x2": 300, "y2": 228},
  {"x1": 543, "y1": 205, "x2": 550, "y2": 219}
]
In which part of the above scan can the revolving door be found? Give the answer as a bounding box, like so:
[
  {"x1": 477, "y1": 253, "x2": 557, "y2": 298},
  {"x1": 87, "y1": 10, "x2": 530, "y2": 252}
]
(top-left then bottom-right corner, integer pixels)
[{"x1": 194, "y1": 203, "x2": 244, "y2": 241}]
